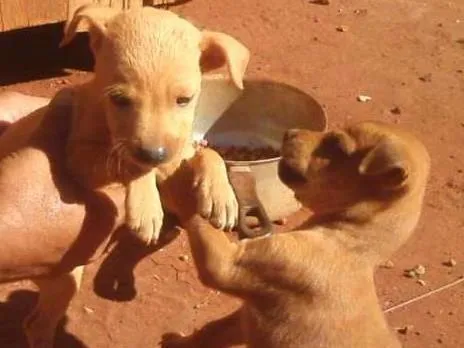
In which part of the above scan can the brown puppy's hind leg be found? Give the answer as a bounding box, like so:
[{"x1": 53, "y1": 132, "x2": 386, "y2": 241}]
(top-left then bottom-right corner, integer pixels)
[
  {"x1": 23, "y1": 266, "x2": 84, "y2": 348},
  {"x1": 162, "y1": 308, "x2": 244, "y2": 348}
]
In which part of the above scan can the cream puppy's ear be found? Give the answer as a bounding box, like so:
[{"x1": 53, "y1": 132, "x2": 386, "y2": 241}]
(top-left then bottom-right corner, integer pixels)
[
  {"x1": 200, "y1": 31, "x2": 250, "y2": 89},
  {"x1": 59, "y1": 4, "x2": 119, "y2": 54}
]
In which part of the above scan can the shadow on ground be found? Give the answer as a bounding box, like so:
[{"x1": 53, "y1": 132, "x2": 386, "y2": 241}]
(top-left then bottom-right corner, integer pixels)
[
  {"x1": 0, "y1": 23, "x2": 93, "y2": 86},
  {"x1": 0, "y1": 290, "x2": 87, "y2": 348}
]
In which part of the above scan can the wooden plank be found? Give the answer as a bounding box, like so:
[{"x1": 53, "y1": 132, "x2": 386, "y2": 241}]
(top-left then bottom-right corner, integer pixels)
[
  {"x1": 68, "y1": 0, "x2": 144, "y2": 17},
  {"x1": 0, "y1": 1, "x2": 3, "y2": 31},
  {"x1": 28, "y1": 0, "x2": 68, "y2": 27},
  {"x1": 1, "y1": 0, "x2": 29, "y2": 31},
  {"x1": 0, "y1": 0, "x2": 67, "y2": 31},
  {"x1": 0, "y1": 0, "x2": 143, "y2": 32}
]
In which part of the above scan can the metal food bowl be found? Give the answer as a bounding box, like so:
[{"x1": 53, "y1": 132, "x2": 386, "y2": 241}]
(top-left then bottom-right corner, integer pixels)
[{"x1": 194, "y1": 75, "x2": 327, "y2": 237}]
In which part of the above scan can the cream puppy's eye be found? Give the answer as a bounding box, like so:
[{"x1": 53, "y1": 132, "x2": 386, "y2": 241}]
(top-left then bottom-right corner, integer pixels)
[
  {"x1": 108, "y1": 92, "x2": 132, "y2": 108},
  {"x1": 176, "y1": 96, "x2": 193, "y2": 107}
]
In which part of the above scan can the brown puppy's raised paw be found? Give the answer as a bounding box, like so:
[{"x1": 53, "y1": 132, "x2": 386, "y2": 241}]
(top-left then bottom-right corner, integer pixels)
[{"x1": 125, "y1": 173, "x2": 164, "y2": 245}]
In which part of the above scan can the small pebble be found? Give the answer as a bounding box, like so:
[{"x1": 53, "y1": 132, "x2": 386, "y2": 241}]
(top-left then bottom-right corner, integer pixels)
[
  {"x1": 404, "y1": 264, "x2": 426, "y2": 278},
  {"x1": 380, "y1": 260, "x2": 395, "y2": 269},
  {"x1": 419, "y1": 73, "x2": 432, "y2": 82},
  {"x1": 443, "y1": 258, "x2": 457, "y2": 267},
  {"x1": 354, "y1": 9, "x2": 368, "y2": 15},
  {"x1": 274, "y1": 217, "x2": 288, "y2": 226},
  {"x1": 416, "y1": 279, "x2": 426, "y2": 286},
  {"x1": 179, "y1": 255, "x2": 189, "y2": 262},
  {"x1": 312, "y1": 0, "x2": 330, "y2": 4},
  {"x1": 404, "y1": 269, "x2": 417, "y2": 278},
  {"x1": 357, "y1": 95, "x2": 372, "y2": 103},
  {"x1": 414, "y1": 264, "x2": 426, "y2": 275},
  {"x1": 397, "y1": 325, "x2": 413, "y2": 335},
  {"x1": 390, "y1": 106, "x2": 402, "y2": 115},
  {"x1": 336, "y1": 25, "x2": 349, "y2": 32},
  {"x1": 83, "y1": 306, "x2": 95, "y2": 314}
]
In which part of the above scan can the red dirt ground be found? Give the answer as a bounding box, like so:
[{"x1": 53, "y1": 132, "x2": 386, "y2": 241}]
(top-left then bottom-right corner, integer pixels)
[{"x1": 0, "y1": 0, "x2": 463, "y2": 347}]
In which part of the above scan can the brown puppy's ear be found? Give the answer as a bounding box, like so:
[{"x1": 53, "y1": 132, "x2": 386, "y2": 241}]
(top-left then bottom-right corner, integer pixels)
[
  {"x1": 59, "y1": 4, "x2": 119, "y2": 54},
  {"x1": 315, "y1": 130, "x2": 356, "y2": 158},
  {"x1": 200, "y1": 31, "x2": 250, "y2": 89},
  {"x1": 359, "y1": 139, "x2": 410, "y2": 189}
]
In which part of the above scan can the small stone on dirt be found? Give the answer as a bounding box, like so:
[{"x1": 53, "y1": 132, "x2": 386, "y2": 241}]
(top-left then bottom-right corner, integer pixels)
[
  {"x1": 354, "y1": 9, "x2": 368, "y2": 15},
  {"x1": 357, "y1": 95, "x2": 372, "y2": 102},
  {"x1": 390, "y1": 106, "x2": 402, "y2": 115},
  {"x1": 397, "y1": 325, "x2": 413, "y2": 335},
  {"x1": 404, "y1": 269, "x2": 417, "y2": 278},
  {"x1": 380, "y1": 260, "x2": 395, "y2": 269},
  {"x1": 179, "y1": 255, "x2": 189, "y2": 262},
  {"x1": 443, "y1": 258, "x2": 457, "y2": 267},
  {"x1": 311, "y1": 0, "x2": 330, "y2": 5},
  {"x1": 274, "y1": 217, "x2": 287, "y2": 226},
  {"x1": 83, "y1": 306, "x2": 95, "y2": 314},
  {"x1": 404, "y1": 264, "x2": 426, "y2": 278},
  {"x1": 416, "y1": 279, "x2": 426, "y2": 286},
  {"x1": 336, "y1": 25, "x2": 349, "y2": 32},
  {"x1": 414, "y1": 264, "x2": 426, "y2": 275},
  {"x1": 419, "y1": 73, "x2": 432, "y2": 82}
]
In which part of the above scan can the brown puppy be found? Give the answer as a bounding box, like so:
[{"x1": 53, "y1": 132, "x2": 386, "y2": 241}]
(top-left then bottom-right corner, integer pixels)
[
  {"x1": 162, "y1": 121, "x2": 430, "y2": 348},
  {"x1": 0, "y1": 4, "x2": 247, "y2": 246}
]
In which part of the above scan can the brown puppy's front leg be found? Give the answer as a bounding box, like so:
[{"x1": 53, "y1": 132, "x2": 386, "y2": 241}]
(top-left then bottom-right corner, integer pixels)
[
  {"x1": 162, "y1": 308, "x2": 244, "y2": 348},
  {"x1": 125, "y1": 171, "x2": 164, "y2": 245}
]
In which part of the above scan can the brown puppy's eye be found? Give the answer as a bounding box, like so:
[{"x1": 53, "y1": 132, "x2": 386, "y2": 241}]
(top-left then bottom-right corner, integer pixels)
[
  {"x1": 176, "y1": 96, "x2": 193, "y2": 107},
  {"x1": 109, "y1": 93, "x2": 132, "y2": 108}
]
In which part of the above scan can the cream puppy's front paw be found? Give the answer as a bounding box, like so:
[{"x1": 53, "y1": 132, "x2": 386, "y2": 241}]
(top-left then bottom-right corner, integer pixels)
[
  {"x1": 192, "y1": 149, "x2": 238, "y2": 230},
  {"x1": 125, "y1": 173, "x2": 164, "y2": 245}
]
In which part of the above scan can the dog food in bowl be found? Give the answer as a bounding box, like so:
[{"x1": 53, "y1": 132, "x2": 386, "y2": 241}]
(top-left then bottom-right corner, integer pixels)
[
  {"x1": 211, "y1": 145, "x2": 280, "y2": 161},
  {"x1": 194, "y1": 139, "x2": 280, "y2": 161}
]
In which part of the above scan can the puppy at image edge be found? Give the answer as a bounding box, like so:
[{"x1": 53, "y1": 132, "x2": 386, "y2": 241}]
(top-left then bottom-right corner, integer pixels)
[{"x1": 162, "y1": 121, "x2": 430, "y2": 348}]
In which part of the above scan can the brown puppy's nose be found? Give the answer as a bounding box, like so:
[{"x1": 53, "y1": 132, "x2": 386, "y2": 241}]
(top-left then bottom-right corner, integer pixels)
[{"x1": 135, "y1": 146, "x2": 168, "y2": 165}]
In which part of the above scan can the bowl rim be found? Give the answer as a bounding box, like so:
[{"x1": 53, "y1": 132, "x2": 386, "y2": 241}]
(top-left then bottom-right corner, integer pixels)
[{"x1": 202, "y1": 74, "x2": 329, "y2": 166}]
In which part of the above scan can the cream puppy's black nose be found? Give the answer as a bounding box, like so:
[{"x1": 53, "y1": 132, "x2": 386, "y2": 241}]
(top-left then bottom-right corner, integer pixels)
[{"x1": 135, "y1": 146, "x2": 168, "y2": 165}]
